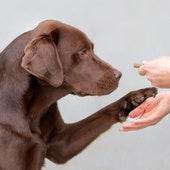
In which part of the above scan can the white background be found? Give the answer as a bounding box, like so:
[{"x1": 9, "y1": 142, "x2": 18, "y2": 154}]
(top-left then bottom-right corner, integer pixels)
[{"x1": 1, "y1": 0, "x2": 170, "y2": 170}]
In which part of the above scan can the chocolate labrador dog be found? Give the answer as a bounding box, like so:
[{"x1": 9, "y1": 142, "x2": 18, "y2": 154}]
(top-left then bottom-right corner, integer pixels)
[{"x1": 0, "y1": 20, "x2": 157, "y2": 170}]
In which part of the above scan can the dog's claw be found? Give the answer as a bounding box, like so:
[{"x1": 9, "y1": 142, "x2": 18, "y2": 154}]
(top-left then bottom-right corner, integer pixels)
[
  {"x1": 123, "y1": 101, "x2": 128, "y2": 109},
  {"x1": 118, "y1": 112, "x2": 126, "y2": 122}
]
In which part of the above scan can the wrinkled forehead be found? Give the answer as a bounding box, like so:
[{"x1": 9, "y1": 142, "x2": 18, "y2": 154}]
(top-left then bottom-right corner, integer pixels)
[
  {"x1": 61, "y1": 26, "x2": 92, "y2": 43},
  {"x1": 56, "y1": 27, "x2": 93, "y2": 51}
]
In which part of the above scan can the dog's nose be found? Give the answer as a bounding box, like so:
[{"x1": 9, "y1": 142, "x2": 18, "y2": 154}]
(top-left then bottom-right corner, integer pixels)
[{"x1": 114, "y1": 70, "x2": 122, "y2": 80}]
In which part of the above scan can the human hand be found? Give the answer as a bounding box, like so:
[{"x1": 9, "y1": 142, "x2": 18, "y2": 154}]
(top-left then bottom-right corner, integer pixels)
[
  {"x1": 120, "y1": 92, "x2": 170, "y2": 131},
  {"x1": 138, "y1": 56, "x2": 170, "y2": 88}
]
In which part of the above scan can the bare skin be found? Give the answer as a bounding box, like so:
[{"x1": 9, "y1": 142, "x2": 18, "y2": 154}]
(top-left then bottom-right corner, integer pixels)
[{"x1": 120, "y1": 56, "x2": 170, "y2": 131}]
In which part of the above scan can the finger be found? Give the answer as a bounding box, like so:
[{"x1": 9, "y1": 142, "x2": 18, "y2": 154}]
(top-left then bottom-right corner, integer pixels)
[
  {"x1": 119, "y1": 123, "x2": 144, "y2": 131},
  {"x1": 120, "y1": 115, "x2": 157, "y2": 131},
  {"x1": 138, "y1": 65, "x2": 146, "y2": 76},
  {"x1": 129, "y1": 107, "x2": 144, "y2": 118},
  {"x1": 120, "y1": 125, "x2": 147, "y2": 131},
  {"x1": 141, "y1": 60, "x2": 147, "y2": 65},
  {"x1": 120, "y1": 122, "x2": 149, "y2": 131},
  {"x1": 129, "y1": 97, "x2": 154, "y2": 118},
  {"x1": 138, "y1": 60, "x2": 147, "y2": 76}
]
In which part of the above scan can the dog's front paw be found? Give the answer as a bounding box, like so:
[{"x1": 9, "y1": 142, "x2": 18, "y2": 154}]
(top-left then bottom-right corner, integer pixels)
[{"x1": 118, "y1": 87, "x2": 157, "y2": 122}]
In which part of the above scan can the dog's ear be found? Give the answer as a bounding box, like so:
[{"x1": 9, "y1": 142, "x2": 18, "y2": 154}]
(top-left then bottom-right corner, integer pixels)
[{"x1": 21, "y1": 34, "x2": 63, "y2": 88}]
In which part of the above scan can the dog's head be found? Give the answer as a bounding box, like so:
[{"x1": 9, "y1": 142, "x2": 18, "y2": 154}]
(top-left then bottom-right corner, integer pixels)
[{"x1": 21, "y1": 20, "x2": 121, "y2": 96}]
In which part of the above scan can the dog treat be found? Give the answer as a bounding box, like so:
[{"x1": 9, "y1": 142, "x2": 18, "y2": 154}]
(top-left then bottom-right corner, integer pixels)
[{"x1": 133, "y1": 63, "x2": 143, "y2": 68}]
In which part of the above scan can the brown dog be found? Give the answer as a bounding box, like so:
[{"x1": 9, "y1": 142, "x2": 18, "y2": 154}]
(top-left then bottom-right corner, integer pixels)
[{"x1": 0, "y1": 20, "x2": 157, "y2": 170}]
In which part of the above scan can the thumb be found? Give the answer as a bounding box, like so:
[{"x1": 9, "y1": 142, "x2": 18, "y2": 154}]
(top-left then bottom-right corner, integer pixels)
[
  {"x1": 138, "y1": 60, "x2": 147, "y2": 76},
  {"x1": 138, "y1": 65, "x2": 146, "y2": 76}
]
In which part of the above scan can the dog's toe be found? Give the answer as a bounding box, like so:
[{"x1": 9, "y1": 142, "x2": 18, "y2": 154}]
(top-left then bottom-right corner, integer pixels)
[{"x1": 131, "y1": 96, "x2": 145, "y2": 106}]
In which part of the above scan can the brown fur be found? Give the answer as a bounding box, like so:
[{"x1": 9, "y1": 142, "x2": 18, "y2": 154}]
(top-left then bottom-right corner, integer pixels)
[{"x1": 0, "y1": 20, "x2": 157, "y2": 169}]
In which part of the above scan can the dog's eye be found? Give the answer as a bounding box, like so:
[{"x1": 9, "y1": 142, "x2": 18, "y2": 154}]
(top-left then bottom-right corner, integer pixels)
[{"x1": 79, "y1": 48, "x2": 89, "y2": 57}]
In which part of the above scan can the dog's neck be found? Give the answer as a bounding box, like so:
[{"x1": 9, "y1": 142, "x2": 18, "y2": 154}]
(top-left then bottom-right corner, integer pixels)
[
  {"x1": 23, "y1": 77, "x2": 70, "y2": 134},
  {"x1": 24, "y1": 78, "x2": 69, "y2": 117}
]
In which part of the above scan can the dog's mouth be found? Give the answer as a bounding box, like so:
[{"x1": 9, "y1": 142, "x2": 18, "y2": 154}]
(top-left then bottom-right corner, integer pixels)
[
  {"x1": 94, "y1": 70, "x2": 121, "y2": 96},
  {"x1": 67, "y1": 70, "x2": 122, "y2": 97},
  {"x1": 71, "y1": 80, "x2": 120, "y2": 97},
  {"x1": 71, "y1": 87, "x2": 119, "y2": 97},
  {"x1": 71, "y1": 91, "x2": 89, "y2": 97}
]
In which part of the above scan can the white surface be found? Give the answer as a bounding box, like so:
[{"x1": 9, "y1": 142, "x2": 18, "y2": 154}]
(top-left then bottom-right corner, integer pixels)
[{"x1": 1, "y1": 0, "x2": 170, "y2": 170}]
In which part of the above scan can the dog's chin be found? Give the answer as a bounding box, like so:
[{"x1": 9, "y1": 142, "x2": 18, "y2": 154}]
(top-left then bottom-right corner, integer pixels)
[
  {"x1": 71, "y1": 85, "x2": 119, "y2": 97},
  {"x1": 71, "y1": 91, "x2": 90, "y2": 97},
  {"x1": 97, "y1": 85, "x2": 118, "y2": 96}
]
